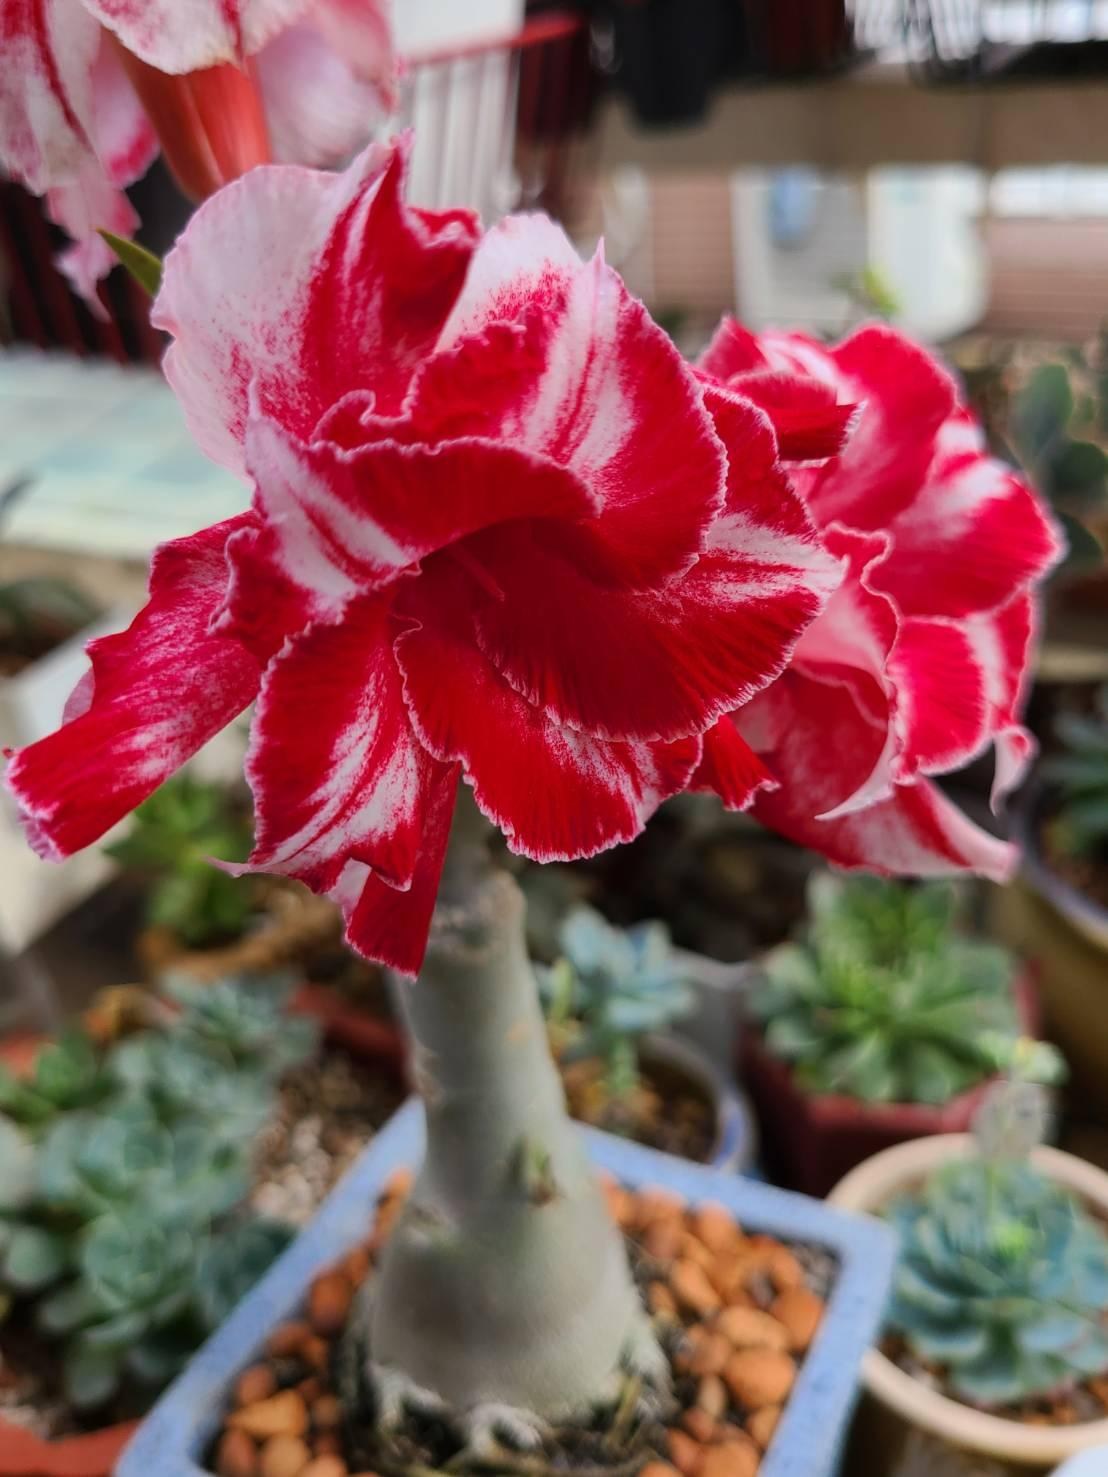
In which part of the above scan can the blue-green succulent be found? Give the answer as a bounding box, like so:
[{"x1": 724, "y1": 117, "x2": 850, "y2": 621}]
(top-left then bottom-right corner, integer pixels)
[
  {"x1": 0, "y1": 975, "x2": 315, "y2": 1408},
  {"x1": 541, "y1": 905, "x2": 694, "y2": 1099},
  {"x1": 887, "y1": 1084, "x2": 1108, "y2": 1407}
]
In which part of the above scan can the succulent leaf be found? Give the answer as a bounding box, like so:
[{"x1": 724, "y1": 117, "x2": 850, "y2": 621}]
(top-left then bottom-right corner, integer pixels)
[
  {"x1": 753, "y1": 875, "x2": 1057, "y2": 1104},
  {"x1": 887, "y1": 1154, "x2": 1108, "y2": 1405},
  {"x1": 545, "y1": 905, "x2": 694, "y2": 1102}
]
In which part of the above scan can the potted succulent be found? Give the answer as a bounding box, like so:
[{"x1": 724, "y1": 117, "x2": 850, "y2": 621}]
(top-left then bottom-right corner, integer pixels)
[
  {"x1": 831, "y1": 1081, "x2": 1108, "y2": 1475},
  {"x1": 999, "y1": 689, "x2": 1108, "y2": 1119},
  {"x1": 741, "y1": 874, "x2": 1056, "y2": 1196},
  {"x1": 0, "y1": 977, "x2": 316, "y2": 1477},
  {"x1": 0, "y1": 48, "x2": 1059, "y2": 1473},
  {"x1": 543, "y1": 905, "x2": 753, "y2": 1170},
  {"x1": 0, "y1": 577, "x2": 105, "y2": 751}
]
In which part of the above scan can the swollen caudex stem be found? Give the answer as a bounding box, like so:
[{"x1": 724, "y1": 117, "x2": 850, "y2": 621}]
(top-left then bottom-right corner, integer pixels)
[{"x1": 368, "y1": 788, "x2": 663, "y2": 1439}]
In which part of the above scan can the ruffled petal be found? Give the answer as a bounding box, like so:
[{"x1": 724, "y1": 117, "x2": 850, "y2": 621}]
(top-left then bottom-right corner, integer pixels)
[
  {"x1": 450, "y1": 506, "x2": 837, "y2": 744},
  {"x1": 432, "y1": 391, "x2": 838, "y2": 744},
  {"x1": 239, "y1": 408, "x2": 599, "y2": 627},
  {"x1": 238, "y1": 596, "x2": 437, "y2": 893},
  {"x1": 1, "y1": 22, "x2": 155, "y2": 306},
  {"x1": 690, "y1": 718, "x2": 776, "y2": 811},
  {"x1": 428, "y1": 218, "x2": 727, "y2": 586},
  {"x1": 889, "y1": 618, "x2": 989, "y2": 780},
  {"x1": 82, "y1": 0, "x2": 306, "y2": 73},
  {"x1": 697, "y1": 316, "x2": 765, "y2": 380},
  {"x1": 48, "y1": 156, "x2": 140, "y2": 309},
  {"x1": 314, "y1": 0, "x2": 395, "y2": 108},
  {"x1": 0, "y1": 0, "x2": 99, "y2": 194},
  {"x1": 965, "y1": 593, "x2": 1041, "y2": 808},
  {"x1": 4, "y1": 517, "x2": 259, "y2": 860},
  {"x1": 331, "y1": 760, "x2": 458, "y2": 977},
  {"x1": 255, "y1": 17, "x2": 391, "y2": 167},
  {"x1": 740, "y1": 671, "x2": 1015, "y2": 881},
  {"x1": 872, "y1": 410, "x2": 1064, "y2": 620},
  {"x1": 769, "y1": 325, "x2": 957, "y2": 532},
  {"x1": 714, "y1": 370, "x2": 857, "y2": 462},
  {"x1": 395, "y1": 576, "x2": 700, "y2": 861},
  {"x1": 153, "y1": 138, "x2": 479, "y2": 475}
]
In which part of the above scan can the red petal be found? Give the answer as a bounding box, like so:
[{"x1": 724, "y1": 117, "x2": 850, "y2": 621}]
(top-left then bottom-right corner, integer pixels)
[
  {"x1": 872, "y1": 410, "x2": 1063, "y2": 620},
  {"x1": 240, "y1": 597, "x2": 437, "y2": 894},
  {"x1": 769, "y1": 325, "x2": 957, "y2": 532},
  {"x1": 333, "y1": 762, "x2": 459, "y2": 977},
  {"x1": 82, "y1": 0, "x2": 305, "y2": 72},
  {"x1": 890, "y1": 618, "x2": 989, "y2": 779},
  {"x1": 690, "y1": 718, "x2": 776, "y2": 811},
  {"x1": 740, "y1": 671, "x2": 1015, "y2": 881},
  {"x1": 155, "y1": 138, "x2": 479, "y2": 474},
  {"x1": 426, "y1": 220, "x2": 726, "y2": 587},
  {"x1": 698, "y1": 316, "x2": 767, "y2": 379},
  {"x1": 721, "y1": 370, "x2": 857, "y2": 462},
  {"x1": 241, "y1": 408, "x2": 598, "y2": 618},
  {"x1": 965, "y1": 593, "x2": 1040, "y2": 807},
  {"x1": 4, "y1": 517, "x2": 259, "y2": 860},
  {"x1": 451, "y1": 512, "x2": 836, "y2": 743},
  {"x1": 395, "y1": 578, "x2": 700, "y2": 861}
]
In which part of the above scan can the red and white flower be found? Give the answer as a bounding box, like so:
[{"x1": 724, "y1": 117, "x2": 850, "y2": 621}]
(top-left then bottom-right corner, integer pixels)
[
  {"x1": 695, "y1": 318, "x2": 1063, "y2": 881},
  {"x1": 4, "y1": 139, "x2": 839, "y2": 974},
  {"x1": 0, "y1": 0, "x2": 394, "y2": 306}
]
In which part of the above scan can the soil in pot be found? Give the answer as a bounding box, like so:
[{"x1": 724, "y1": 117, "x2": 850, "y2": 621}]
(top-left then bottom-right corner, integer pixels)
[
  {"x1": 1039, "y1": 811, "x2": 1108, "y2": 914},
  {"x1": 881, "y1": 1333, "x2": 1108, "y2": 1431},
  {"x1": 0, "y1": 1045, "x2": 402, "y2": 1445},
  {"x1": 561, "y1": 1054, "x2": 717, "y2": 1164},
  {"x1": 206, "y1": 1172, "x2": 836, "y2": 1477}
]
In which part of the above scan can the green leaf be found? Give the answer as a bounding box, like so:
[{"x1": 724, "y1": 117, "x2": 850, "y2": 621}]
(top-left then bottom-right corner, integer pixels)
[
  {"x1": 37, "y1": 1280, "x2": 103, "y2": 1335},
  {"x1": 3, "y1": 1224, "x2": 70, "y2": 1291},
  {"x1": 0, "y1": 1118, "x2": 35, "y2": 1211},
  {"x1": 195, "y1": 1219, "x2": 290, "y2": 1331},
  {"x1": 63, "y1": 1337, "x2": 123, "y2": 1409},
  {"x1": 1054, "y1": 512, "x2": 1105, "y2": 579},
  {"x1": 1050, "y1": 439, "x2": 1108, "y2": 505},
  {"x1": 1013, "y1": 363, "x2": 1074, "y2": 459},
  {"x1": 97, "y1": 232, "x2": 163, "y2": 297}
]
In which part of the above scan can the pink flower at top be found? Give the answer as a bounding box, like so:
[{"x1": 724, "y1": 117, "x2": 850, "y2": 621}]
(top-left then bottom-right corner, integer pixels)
[
  {"x1": 694, "y1": 318, "x2": 1063, "y2": 881},
  {"x1": 4, "y1": 139, "x2": 840, "y2": 975},
  {"x1": 0, "y1": 0, "x2": 394, "y2": 304}
]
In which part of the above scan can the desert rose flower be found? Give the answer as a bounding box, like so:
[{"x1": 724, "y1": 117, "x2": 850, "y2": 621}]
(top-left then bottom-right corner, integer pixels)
[
  {"x1": 0, "y1": 0, "x2": 394, "y2": 303},
  {"x1": 4, "y1": 137, "x2": 841, "y2": 975},
  {"x1": 694, "y1": 318, "x2": 1063, "y2": 880}
]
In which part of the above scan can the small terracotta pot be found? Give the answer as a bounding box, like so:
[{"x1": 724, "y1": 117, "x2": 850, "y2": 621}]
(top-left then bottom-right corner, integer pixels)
[
  {"x1": 829, "y1": 1135, "x2": 1108, "y2": 1474},
  {"x1": 0, "y1": 1416, "x2": 138, "y2": 1477},
  {"x1": 738, "y1": 970, "x2": 1041, "y2": 1197}
]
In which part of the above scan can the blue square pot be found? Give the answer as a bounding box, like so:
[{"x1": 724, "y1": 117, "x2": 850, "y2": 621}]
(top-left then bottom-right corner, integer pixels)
[{"x1": 116, "y1": 1098, "x2": 896, "y2": 1477}]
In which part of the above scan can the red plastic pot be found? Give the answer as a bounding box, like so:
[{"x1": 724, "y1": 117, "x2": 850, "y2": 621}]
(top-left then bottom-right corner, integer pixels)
[
  {"x1": 0, "y1": 1418, "x2": 138, "y2": 1477},
  {"x1": 289, "y1": 983, "x2": 409, "y2": 1087},
  {"x1": 738, "y1": 970, "x2": 1042, "y2": 1197}
]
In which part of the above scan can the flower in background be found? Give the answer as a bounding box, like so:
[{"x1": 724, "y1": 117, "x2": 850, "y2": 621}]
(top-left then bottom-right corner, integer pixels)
[
  {"x1": 695, "y1": 318, "x2": 1063, "y2": 881},
  {"x1": 4, "y1": 138, "x2": 840, "y2": 975},
  {"x1": 0, "y1": 0, "x2": 394, "y2": 305}
]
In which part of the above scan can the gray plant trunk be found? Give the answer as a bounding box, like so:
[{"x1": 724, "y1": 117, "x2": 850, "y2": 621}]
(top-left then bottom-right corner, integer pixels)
[{"x1": 370, "y1": 790, "x2": 648, "y2": 1421}]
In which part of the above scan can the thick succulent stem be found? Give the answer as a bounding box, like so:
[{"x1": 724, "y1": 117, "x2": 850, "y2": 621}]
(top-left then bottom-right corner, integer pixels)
[{"x1": 369, "y1": 789, "x2": 650, "y2": 1422}]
